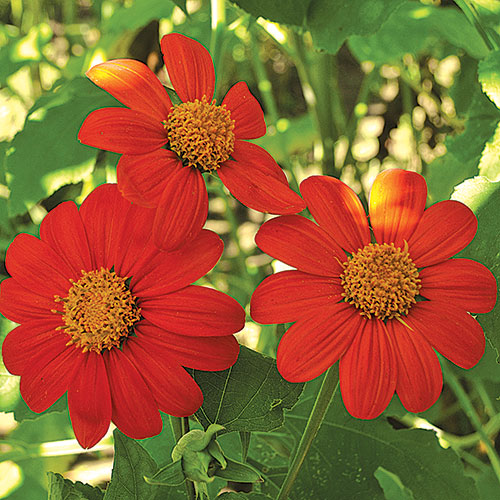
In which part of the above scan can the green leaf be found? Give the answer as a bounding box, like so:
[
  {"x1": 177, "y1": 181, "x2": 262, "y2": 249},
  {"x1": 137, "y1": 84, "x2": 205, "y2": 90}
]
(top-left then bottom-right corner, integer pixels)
[
  {"x1": 374, "y1": 467, "x2": 415, "y2": 500},
  {"x1": 193, "y1": 346, "x2": 304, "y2": 433},
  {"x1": 307, "y1": 0, "x2": 406, "y2": 55},
  {"x1": 103, "y1": 430, "x2": 158, "y2": 500},
  {"x1": 478, "y1": 48, "x2": 500, "y2": 109},
  {"x1": 478, "y1": 121, "x2": 500, "y2": 181},
  {"x1": 349, "y1": 2, "x2": 489, "y2": 64},
  {"x1": 217, "y1": 493, "x2": 273, "y2": 500},
  {"x1": 47, "y1": 472, "x2": 104, "y2": 500},
  {"x1": 145, "y1": 459, "x2": 186, "y2": 487},
  {"x1": 101, "y1": 0, "x2": 175, "y2": 34},
  {"x1": 13, "y1": 394, "x2": 68, "y2": 423},
  {"x1": 451, "y1": 176, "x2": 500, "y2": 356},
  {"x1": 426, "y1": 89, "x2": 500, "y2": 203},
  {"x1": 213, "y1": 457, "x2": 262, "y2": 483},
  {"x1": 5, "y1": 77, "x2": 120, "y2": 217},
  {"x1": 230, "y1": 0, "x2": 312, "y2": 26},
  {"x1": 282, "y1": 379, "x2": 479, "y2": 500}
]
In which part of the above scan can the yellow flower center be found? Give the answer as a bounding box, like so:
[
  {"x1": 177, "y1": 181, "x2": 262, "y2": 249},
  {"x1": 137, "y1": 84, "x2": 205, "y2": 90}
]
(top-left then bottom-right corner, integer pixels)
[
  {"x1": 54, "y1": 268, "x2": 141, "y2": 353},
  {"x1": 340, "y1": 242, "x2": 421, "y2": 320},
  {"x1": 165, "y1": 96, "x2": 235, "y2": 172}
]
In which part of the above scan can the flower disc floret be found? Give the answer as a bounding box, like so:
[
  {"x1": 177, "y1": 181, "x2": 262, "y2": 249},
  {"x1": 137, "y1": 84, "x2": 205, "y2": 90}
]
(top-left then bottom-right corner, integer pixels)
[
  {"x1": 54, "y1": 267, "x2": 141, "y2": 353},
  {"x1": 341, "y1": 242, "x2": 421, "y2": 320},
  {"x1": 165, "y1": 96, "x2": 235, "y2": 172}
]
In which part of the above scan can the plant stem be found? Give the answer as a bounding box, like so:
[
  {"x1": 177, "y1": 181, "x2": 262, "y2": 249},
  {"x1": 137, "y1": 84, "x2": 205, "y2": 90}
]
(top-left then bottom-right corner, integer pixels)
[
  {"x1": 170, "y1": 416, "x2": 196, "y2": 500},
  {"x1": 276, "y1": 365, "x2": 340, "y2": 500},
  {"x1": 443, "y1": 363, "x2": 500, "y2": 487}
]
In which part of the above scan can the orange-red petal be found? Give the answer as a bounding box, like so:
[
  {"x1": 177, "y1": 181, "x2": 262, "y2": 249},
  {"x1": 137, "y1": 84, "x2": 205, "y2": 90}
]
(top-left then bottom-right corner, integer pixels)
[
  {"x1": 135, "y1": 321, "x2": 240, "y2": 371},
  {"x1": 2, "y1": 318, "x2": 64, "y2": 375},
  {"x1": 405, "y1": 302, "x2": 485, "y2": 369},
  {"x1": 340, "y1": 319, "x2": 397, "y2": 419},
  {"x1": 0, "y1": 278, "x2": 62, "y2": 323},
  {"x1": 78, "y1": 108, "x2": 167, "y2": 154},
  {"x1": 222, "y1": 82, "x2": 266, "y2": 139},
  {"x1": 408, "y1": 200, "x2": 477, "y2": 267},
  {"x1": 387, "y1": 320, "x2": 442, "y2": 413},
  {"x1": 420, "y1": 258, "x2": 497, "y2": 313},
  {"x1": 123, "y1": 338, "x2": 204, "y2": 417},
  {"x1": 250, "y1": 270, "x2": 343, "y2": 324},
  {"x1": 117, "y1": 150, "x2": 180, "y2": 208},
  {"x1": 20, "y1": 344, "x2": 83, "y2": 413},
  {"x1": 105, "y1": 349, "x2": 163, "y2": 439},
  {"x1": 86, "y1": 59, "x2": 172, "y2": 122},
  {"x1": 132, "y1": 229, "x2": 223, "y2": 298},
  {"x1": 39, "y1": 201, "x2": 92, "y2": 276},
  {"x1": 161, "y1": 33, "x2": 215, "y2": 102},
  {"x1": 5, "y1": 234, "x2": 74, "y2": 297},
  {"x1": 369, "y1": 169, "x2": 427, "y2": 248},
  {"x1": 219, "y1": 150, "x2": 306, "y2": 215},
  {"x1": 277, "y1": 303, "x2": 364, "y2": 382},
  {"x1": 152, "y1": 165, "x2": 208, "y2": 252},
  {"x1": 255, "y1": 215, "x2": 345, "y2": 276},
  {"x1": 141, "y1": 285, "x2": 245, "y2": 337},
  {"x1": 300, "y1": 175, "x2": 370, "y2": 253},
  {"x1": 68, "y1": 353, "x2": 111, "y2": 449}
]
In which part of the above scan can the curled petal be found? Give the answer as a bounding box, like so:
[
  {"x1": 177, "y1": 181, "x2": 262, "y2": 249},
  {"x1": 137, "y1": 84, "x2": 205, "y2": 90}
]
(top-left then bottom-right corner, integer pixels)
[
  {"x1": 78, "y1": 108, "x2": 167, "y2": 154},
  {"x1": 301, "y1": 175, "x2": 370, "y2": 253},
  {"x1": 255, "y1": 215, "x2": 345, "y2": 276},
  {"x1": 117, "y1": 150, "x2": 180, "y2": 208},
  {"x1": 161, "y1": 33, "x2": 215, "y2": 102},
  {"x1": 340, "y1": 319, "x2": 397, "y2": 419},
  {"x1": 408, "y1": 200, "x2": 477, "y2": 267},
  {"x1": 369, "y1": 169, "x2": 427, "y2": 248},
  {"x1": 387, "y1": 320, "x2": 442, "y2": 413},
  {"x1": 87, "y1": 59, "x2": 172, "y2": 121},
  {"x1": 222, "y1": 82, "x2": 266, "y2": 139},
  {"x1": 250, "y1": 270, "x2": 343, "y2": 324},
  {"x1": 152, "y1": 166, "x2": 208, "y2": 252},
  {"x1": 419, "y1": 259, "x2": 497, "y2": 313}
]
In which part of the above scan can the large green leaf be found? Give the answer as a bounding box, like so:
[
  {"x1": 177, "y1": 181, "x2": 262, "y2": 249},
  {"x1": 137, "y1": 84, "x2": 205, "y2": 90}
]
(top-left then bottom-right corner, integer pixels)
[
  {"x1": 283, "y1": 380, "x2": 479, "y2": 500},
  {"x1": 349, "y1": 2, "x2": 488, "y2": 64},
  {"x1": 307, "y1": 0, "x2": 406, "y2": 55},
  {"x1": 478, "y1": 48, "x2": 500, "y2": 109},
  {"x1": 47, "y1": 472, "x2": 104, "y2": 500},
  {"x1": 5, "y1": 77, "x2": 120, "y2": 216},
  {"x1": 103, "y1": 430, "x2": 158, "y2": 500},
  {"x1": 426, "y1": 90, "x2": 500, "y2": 203},
  {"x1": 452, "y1": 176, "x2": 500, "y2": 356},
  {"x1": 230, "y1": 0, "x2": 312, "y2": 26},
  {"x1": 193, "y1": 346, "x2": 303, "y2": 433}
]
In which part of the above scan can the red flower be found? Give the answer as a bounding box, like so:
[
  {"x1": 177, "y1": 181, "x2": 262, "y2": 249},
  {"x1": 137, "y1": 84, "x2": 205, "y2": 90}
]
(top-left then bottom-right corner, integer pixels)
[
  {"x1": 78, "y1": 33, "x2": 305, "y2": 251},
  {"x1": 250, "y1": 170, "x2": 497, "y2": 419},
  {"x1": 0, "y1": 184, "x2": 244, "y2": 448}
]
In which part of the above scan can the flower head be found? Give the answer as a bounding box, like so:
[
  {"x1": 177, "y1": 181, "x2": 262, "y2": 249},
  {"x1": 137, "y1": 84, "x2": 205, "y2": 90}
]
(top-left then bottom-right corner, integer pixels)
[
  {"x1": 250, "y1": 169, "x2": 497, "y2": 419},
  {"x1": 78, "y1": 33, "x2": 305, "y2": 252},
  {"x1": 0, "y1": 184, "x2": 245, "y2": 448}
]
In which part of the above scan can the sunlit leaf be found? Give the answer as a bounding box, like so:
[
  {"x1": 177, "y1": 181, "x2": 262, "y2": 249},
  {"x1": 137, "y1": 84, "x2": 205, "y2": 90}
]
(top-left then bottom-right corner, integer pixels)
[
  {"x1": 193, "y1": 346, "x2": 304, "y2": 433},
  {"x1": 452, "y1": 176, "x2": 500, "y2": 356},
  {"x1": 307, "y1": 0, "x2": 406, "y2": 55},
  {"x1": 5, "y1": 77, "x2": 120, "y2": 217},
  {"x1": 478, "y1": 48, "x2": 500, "y2": 109},
  {"x1": 374, "y1": 466, "x2": 415, "y2": 500},
  {"x1": 349, "y1": 2, "x2": 488, "y2": 64}
]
